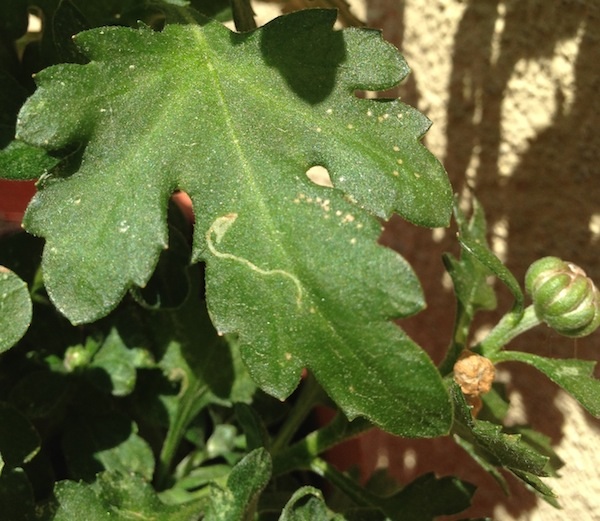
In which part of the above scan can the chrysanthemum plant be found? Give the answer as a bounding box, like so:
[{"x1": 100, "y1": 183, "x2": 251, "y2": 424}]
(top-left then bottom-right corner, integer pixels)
[{"x1": 1, "y1": 1, "x2": 599, "y2": 519}]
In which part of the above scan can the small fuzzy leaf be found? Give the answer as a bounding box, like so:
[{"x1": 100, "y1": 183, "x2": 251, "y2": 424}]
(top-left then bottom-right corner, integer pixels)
[
  {"x1": 494, "y1": 351, "x2": 600, "y2": 418},
  {"x1": 457, "y1": 236, "x2": 523, "y2": 314},
  {"x1": 280, "y1": 487, "x2": 344, "y2": 520},
  {"x1": 445, "y1": 199, "x2": 497, "y2": 316},
  {"x1": 0, "y1": 266, "x2": 32, "y2": 353},
  {"x1": 86, "y1": 328, "x2": 152, "y2": 396},
  {"x1": 205, "y1": 448, "x2": 272, "y2": 520},
  {"x1": 50, "y1": 471, "x2": 205, "y2": 521}
]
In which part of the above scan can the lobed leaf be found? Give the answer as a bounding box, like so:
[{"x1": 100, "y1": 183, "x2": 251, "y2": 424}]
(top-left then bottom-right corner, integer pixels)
[
  {"x1": 16, "y1": 10, "x2": 453, "y2": 435},
  {"x1": 450, "y1": 383, "x2": 557, "y2": 502},
  {"x1": 50, "y1": 471, "x2": 206, "y2": 521}
]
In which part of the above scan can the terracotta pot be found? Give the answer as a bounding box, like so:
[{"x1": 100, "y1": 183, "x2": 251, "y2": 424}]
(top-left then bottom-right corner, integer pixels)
[{"x1": 0, "y1": 180, "x2": 36, "y2": 223}]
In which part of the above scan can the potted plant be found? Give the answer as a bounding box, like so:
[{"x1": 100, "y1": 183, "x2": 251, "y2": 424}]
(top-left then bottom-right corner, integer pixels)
[{"x1": 1, "y1": 1, "x2": 599, "y2": 519}]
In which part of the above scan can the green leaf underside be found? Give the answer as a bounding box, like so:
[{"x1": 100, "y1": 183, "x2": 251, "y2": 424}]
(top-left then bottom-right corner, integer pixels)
[
  {"x1": 17, "y1": 11, "x2": 452, "y2": 435},
  {"x1": 0, "y1": 266, "x2": 32, "y2": 353},
  {"x1": 494, "y1": 351, "x2": 600, "y2": 418}
]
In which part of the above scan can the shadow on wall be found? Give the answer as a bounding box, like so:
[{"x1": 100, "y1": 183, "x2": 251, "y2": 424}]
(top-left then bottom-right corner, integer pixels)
[{"x1": 369, "y1": 0, "x2": 600, "y2": 519}]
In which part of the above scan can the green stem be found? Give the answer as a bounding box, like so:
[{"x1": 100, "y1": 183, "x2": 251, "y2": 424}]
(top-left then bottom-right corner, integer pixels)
[
  {"x1": 476, "y1": 305, "x2": 542, "y2": 358},
  {"x1": 439, "y1": 301, "x2": 472, "y2": 376},
  {"x1": 270, "y1": 373, "x2": 324, "y2": 455},
  {"x1": 155, "y1": 380, "x2": 210, "y2": 490},
  {"x1": 310, "y1": 458, "x2": 381, "y2": 508},
  {"x1": 272, "y1": 413, "x2": 372, "y2": 476}
]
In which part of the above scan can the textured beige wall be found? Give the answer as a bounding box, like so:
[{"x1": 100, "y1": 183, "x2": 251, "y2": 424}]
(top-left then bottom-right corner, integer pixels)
[
  {"x1": 365, "y1": 1, "x2": 600, "y2": 519},
  {"x1": 259, "y1": 0, "x2": 600, "y2": 518}
]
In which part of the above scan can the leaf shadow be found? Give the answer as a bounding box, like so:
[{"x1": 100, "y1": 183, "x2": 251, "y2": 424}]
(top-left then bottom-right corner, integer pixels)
[
  {"x1": 372, "y1": 0, "x2": 600, "y2": 519},
  {"x1": 257, "y1": 9, "x2": 346, "y2": 105}
]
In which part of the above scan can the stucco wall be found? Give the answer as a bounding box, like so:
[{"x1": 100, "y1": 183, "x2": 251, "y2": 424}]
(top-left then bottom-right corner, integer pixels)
[
  {"x1": 364, "y1": 1, "x2": 600, "y2": 519},
  {"x1": 259, "y1": 0, "x2": 600, "y2": 518}
]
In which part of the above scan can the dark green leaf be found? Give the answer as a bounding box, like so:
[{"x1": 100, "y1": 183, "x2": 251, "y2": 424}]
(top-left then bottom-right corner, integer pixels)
[
  {"x1": 383, "y1": 473, "x2": 475, "y2": 521},
  {"x1": 0, "y1": 401, "x2": 40, "y2": 469},
  {"x1": 62, "y1": 413, "x2": 154, "y2": 481},
  {"x1": 494, "y1": 351, "x2": 600, "y2": 418},
  {"x1": 16, "y1": 10, "x2": 452, "y2": 436},
  {"x1": 0, "y1": 0, "x2": 29, "y2": 41},
  {"x1": 9, "y1": 370, "x2": 71, "y2": 419},
  {"x1": 0, "y1": 467, "x2": 36, "y2": 521},
  {"x1": 205, "y1": 447, "x2": 272, "y2": 520},
  {"x1": 234, "y1": 402, "x2": 270, "y2": 451},
  {"x1": 0, "y1": 266, "x2": 32, "y2": 352},
  {"x1": 130, "y1": 220, "x2": 191, "y2": 310}
]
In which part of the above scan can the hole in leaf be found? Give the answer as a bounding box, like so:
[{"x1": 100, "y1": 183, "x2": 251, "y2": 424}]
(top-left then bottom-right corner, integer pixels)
[{"x1": 306, "y1": 166, "x2": 333, "y2": 188}]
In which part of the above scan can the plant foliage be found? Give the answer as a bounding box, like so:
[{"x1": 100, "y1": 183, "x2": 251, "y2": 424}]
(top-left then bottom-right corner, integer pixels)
[{"x1": 1, "y1": 1, "x2": 599, "y2": 520}]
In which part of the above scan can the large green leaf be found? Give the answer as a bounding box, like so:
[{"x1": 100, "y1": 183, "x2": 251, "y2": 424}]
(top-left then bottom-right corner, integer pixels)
[{"x1": 16, "y1": 10, "x2": 453, "y2": 435}]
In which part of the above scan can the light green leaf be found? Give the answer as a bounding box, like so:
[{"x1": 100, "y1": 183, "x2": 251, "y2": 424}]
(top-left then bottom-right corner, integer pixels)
[
  {"x1": 280, "y1": 487, "x2": 344, "y2": 521},
  {"x1": 205, "y1": 448, "x2": 272, "y2": 521},
  {"x1": 50, "y1": 471, "x2": 206, "y2": 521},
  {"x1": 17, "y1": 10, "x2": 452, "y2": 435},
  {"x1": 87, "y1": 328, "x2": 152, "y2": 396},
  {"x1": 0, "y1": 266, "x2": 32, "y2": 353},
  {"x1": 494, "y1": 350, "x2": 600, "y2": 418}
]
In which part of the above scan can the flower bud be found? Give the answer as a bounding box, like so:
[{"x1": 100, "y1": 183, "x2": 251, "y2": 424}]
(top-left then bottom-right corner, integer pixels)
[{"x1": 525, "y1": 257, "x2": 600, "y2": 338}]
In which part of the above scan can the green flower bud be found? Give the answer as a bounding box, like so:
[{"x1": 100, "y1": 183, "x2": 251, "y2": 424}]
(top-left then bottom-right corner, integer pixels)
[{"x1": 525, "y1": 256, "x2": 600, "y2": 338}]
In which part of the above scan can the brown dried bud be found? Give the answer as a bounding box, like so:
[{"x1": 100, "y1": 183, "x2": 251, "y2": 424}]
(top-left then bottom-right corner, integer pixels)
[{"x1": 453, "y1": 350, "x2": 496, "y2": 397}]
